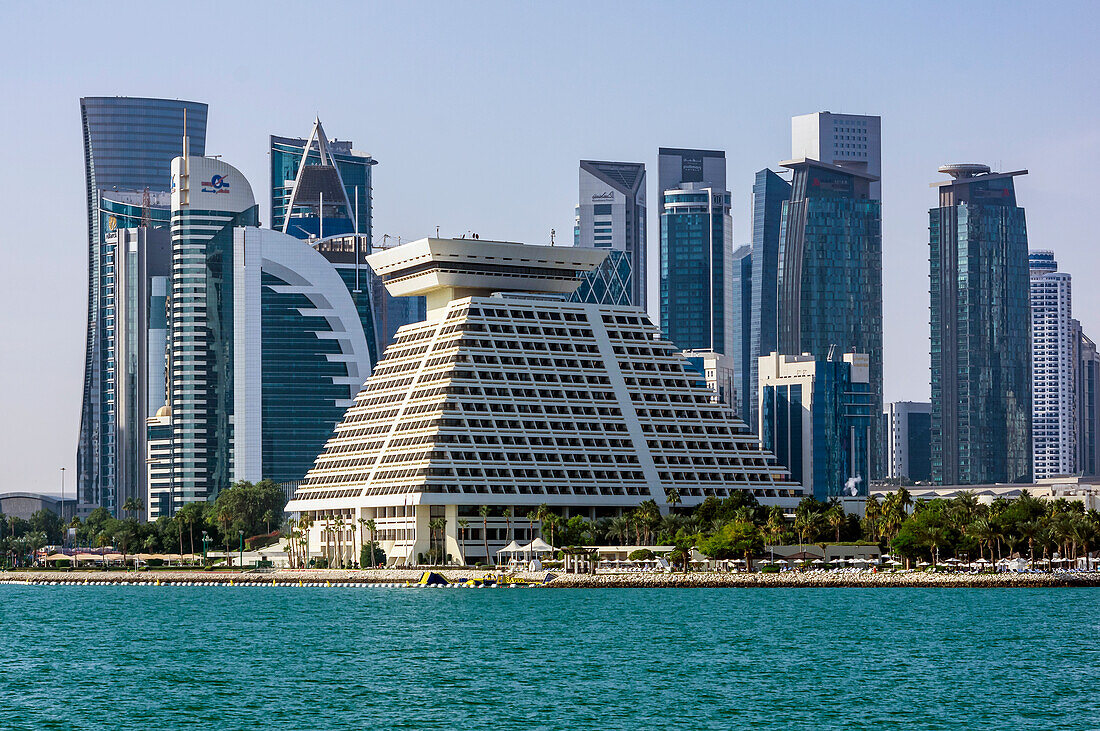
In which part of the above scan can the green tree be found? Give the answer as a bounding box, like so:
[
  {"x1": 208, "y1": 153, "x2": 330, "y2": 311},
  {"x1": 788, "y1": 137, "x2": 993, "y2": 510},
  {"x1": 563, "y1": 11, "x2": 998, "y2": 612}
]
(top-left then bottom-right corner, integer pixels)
[
  {"x1": 479, "y1": 505, "x2": 492, "y2": 566},
  {"x1": 665, "y1": 488, "x2": 682, "y2": 514},
  {"x1": 457, "y1": 518, "x2": 469, "y2": 565},
  {"x1": 698, "y1": 521, "x2": 762, "y2": 570}
]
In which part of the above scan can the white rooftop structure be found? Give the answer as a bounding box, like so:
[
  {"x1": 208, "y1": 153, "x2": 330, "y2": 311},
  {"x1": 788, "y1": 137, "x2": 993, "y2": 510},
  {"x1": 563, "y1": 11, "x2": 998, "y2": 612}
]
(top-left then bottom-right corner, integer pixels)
[{"x1": 285, "y1": 238, "x2": 802, "y2": 566}]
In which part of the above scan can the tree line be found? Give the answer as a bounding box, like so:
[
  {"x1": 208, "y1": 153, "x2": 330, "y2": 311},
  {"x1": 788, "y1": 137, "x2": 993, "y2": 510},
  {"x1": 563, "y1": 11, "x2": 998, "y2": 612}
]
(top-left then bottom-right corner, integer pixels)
[{"x1": 0, "y1": 480, "x2": 286, "y2": 567}]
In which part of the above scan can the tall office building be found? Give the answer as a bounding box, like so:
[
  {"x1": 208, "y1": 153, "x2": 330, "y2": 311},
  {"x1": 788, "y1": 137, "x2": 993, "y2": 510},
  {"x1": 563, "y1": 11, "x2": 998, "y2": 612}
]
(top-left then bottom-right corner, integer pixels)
[
  {"x1": 791, "y1": 112, "x2": 881, "y2": 199},
  {"x1": 930, "y1": 164, "x2": 1031, "y2": 485},
  {"x1": 1078, "y1": 330, "x2": 1100, "y2": 476},
  {"x1": 286, "y1": 238, "x2": 803, "y2": 566},
  {"x1": 78, "y1": 96, "x2": 207, "y2": 516},
  {"x1": 884, "y1": 401, "x2": 932, "y2": 483},
  {"x1": 574, "y1": 160, "x2": 646, "y2": 307},
  {"x1": 271, "y1": 119, "x2": 374, "y2": 240},
  {"x1": 758, "y1": 352, "x2": 873, "y2": 500},
  {"x1": 746, "y1": 169, "x2": 791, "y2": 429},
  {"x1": 730, "y1": 245, "x2": 753, "y2": 420},
  {"x1": 657, "y1": 148, "x2": 732, "y2": 353},
  {"x1": 777, "y1": 158, "x2": 883, "y2": 476},
  {"x1": 169, "y1": 154, "x2": 260, "y2": 505},
  {"x1": 1030, "y1": 251, "x2": 1077, "y2": 479}
]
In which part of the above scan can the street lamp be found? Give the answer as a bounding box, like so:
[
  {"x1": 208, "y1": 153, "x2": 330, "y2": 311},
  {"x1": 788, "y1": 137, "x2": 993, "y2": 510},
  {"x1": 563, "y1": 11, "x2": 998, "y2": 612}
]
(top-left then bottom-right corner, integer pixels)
[
  {"x1": 201, "y1": 531, "x2": 211, "y2": 565},
  {"x1": 238, "y1": 530, "x2": 245, "y2": 569}
]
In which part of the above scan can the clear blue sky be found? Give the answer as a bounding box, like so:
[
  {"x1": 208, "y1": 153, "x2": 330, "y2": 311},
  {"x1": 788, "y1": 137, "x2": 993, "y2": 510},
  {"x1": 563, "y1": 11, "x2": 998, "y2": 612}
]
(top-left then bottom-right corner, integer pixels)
[{"x1": 1, "y1": 1, "x2": 1098, "y2": 494}]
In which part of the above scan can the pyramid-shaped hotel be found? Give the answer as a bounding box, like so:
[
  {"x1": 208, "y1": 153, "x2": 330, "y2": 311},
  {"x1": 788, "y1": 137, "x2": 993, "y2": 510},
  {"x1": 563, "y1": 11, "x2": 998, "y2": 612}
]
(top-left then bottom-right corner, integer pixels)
[{"x1": 285, "y1": 238, "x2": 804, "y2": 565}]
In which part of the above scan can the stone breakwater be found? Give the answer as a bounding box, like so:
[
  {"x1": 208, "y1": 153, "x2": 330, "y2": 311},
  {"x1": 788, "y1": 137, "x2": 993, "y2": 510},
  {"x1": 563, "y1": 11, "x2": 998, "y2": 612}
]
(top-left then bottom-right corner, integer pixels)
[
  {"x1": 546, "y1": 571, "x2": 1100, "y2": 589},
  {"x1": 0, "y1": 568, "x2": 545, "y2": 586}
]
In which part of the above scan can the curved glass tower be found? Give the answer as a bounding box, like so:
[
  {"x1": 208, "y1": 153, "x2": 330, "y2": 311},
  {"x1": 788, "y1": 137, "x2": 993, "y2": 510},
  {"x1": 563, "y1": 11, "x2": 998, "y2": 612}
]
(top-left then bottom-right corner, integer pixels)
[{"x1": 78, "y1": 97, "x2": 206, "y2": 515}]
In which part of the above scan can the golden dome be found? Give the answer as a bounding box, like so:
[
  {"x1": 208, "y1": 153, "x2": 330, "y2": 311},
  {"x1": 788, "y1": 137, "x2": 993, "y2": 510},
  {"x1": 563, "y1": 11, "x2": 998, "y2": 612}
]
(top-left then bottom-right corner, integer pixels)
[{"x1": 156, "y1": 404, "x2": 172, "y2": 418}]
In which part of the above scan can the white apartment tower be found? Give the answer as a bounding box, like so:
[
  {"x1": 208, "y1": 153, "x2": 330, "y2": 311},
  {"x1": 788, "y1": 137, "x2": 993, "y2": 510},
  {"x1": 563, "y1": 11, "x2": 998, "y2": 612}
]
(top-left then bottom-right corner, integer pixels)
[
  {"x1": 1030, "y1": 251, "x2": 1076, "y2": 479},
  {"x1": 791, "y1": 111, "x2": 881, "y2": 199},
  {"x1": 285, "y1": 238, "x2": 803, "y2": 566}
]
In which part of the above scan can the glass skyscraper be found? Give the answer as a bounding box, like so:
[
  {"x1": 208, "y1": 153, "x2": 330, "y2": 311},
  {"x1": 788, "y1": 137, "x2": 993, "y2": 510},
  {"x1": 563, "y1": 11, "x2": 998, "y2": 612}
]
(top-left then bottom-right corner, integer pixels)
[
  {"x1": 270, "y1": 119, "x2": 375, "y2": 240},
  {"x1": 573, "y1": 160, "x2": 646, "y2": 307},
  {"x1": 657, "y1": 148, "x2": 731, "y2": 354},
  {"x1": 929, "y1": 164, "x2": 1031, "y2": 485},
  {"x1": 78, "y1": 96, "x2": 206, "y2": 515},
  {"x1": 777, "y1": 159, "x2": 883, "y2": 477},
  {"x1": 746, "y1": 168, "x2": 791, "y2": 429},
  {"x1": 730, "y1": 245, "x2": 753, "y2": 420}
]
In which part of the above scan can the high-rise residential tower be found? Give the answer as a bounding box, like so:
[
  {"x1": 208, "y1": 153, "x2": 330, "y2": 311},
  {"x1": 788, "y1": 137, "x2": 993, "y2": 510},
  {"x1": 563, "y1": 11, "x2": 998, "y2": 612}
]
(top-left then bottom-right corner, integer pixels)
[
  {"x1": 78, "y1": 96, "x2": 207, "y2": 516},
  {"x1": 1030, "y1": 251, "x2": 1077, "y2": 479},
  {"x1": 745, "y1": 169, "x2": 791, "y2": 429},
  {"x1": 169, "y1": 154, "x2": 260, "y2": 505},
  {"x1": 573, "y1": 160, "x2": 646, "y2": 307},
  {"x1": 777, "y1": 158, "x2": 883, "y2": 475},
  {"x1": 929, "y1": 164, "x2": 1031, "y2": 485},
  {"x1": 791, "y1": 112, "x2": 881, "y2": 199},
  {"x1": 657, "y1": 148, "x2": 732, "y2": 353}
]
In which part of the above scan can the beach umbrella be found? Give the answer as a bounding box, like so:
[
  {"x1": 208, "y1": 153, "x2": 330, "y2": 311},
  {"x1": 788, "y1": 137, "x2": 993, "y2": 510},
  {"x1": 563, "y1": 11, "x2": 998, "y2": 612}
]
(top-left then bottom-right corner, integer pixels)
[{"x1": 887, "y1": 560, "x2": 903, "y2": 566}]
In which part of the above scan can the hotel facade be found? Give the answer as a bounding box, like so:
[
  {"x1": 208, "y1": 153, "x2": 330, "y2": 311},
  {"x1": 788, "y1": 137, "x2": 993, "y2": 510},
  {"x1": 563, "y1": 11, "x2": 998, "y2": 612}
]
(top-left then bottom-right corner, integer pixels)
[{"x1": 285, "y1": 238, "x2": 804, "y2": 566}]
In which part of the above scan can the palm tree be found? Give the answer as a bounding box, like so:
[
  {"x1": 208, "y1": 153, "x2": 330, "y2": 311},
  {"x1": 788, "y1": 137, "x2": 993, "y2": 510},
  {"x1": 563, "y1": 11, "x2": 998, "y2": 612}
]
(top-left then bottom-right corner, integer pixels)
[
  {"x1": 502, "y1": 508, "x2": 513, "y2": 544},
  {"x1": 863, "y1": 494, "x2": 881, "y2": 541},
  {"x1": 1018, "y1": 520, "x2": 1042, "y2": 561},
  {"x1": 826, "y1": 503, "x2": 846, "y2": 542},
  {"x1": 334, "y1": 517, "x2": 347, "y2": 568},
  {"x1": 457, "y1": 518, "x2": 469, "y2": 565},
  {"x1": 365, "y1": 519, "x2": 377, "y2": 567},
  {"x1": 534, "y1": 503, "x2": 553, "y2": 544},
  {"x1": 122, "y1": 497, "x2": 139, "y2": 521},
  {"x1": 665, "y1": 488, "x2": 682, "y2": 514},
  {"x1": 479, "y1": 505, "x2": 491, "y2": 566},
  {"x1": 967, "y1": 518, "x2": 996, "y2": 565},
  {"x1": 437, "y1": 515, "x2": 449, "y2": 564},
  {"x1": 609, "y1": 515, "x2": 630, "y2": 545}
]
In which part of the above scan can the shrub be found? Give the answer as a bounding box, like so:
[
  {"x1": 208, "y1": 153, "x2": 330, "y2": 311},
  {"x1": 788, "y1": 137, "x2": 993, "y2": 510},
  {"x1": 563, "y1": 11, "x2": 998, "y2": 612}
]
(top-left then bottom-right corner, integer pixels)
[
  {"x1": 760, "y1": 565, "x2": 781, "y2": 573},
  {"x1": 628, "y1": 549, "x2": 656, "y2": 561}
]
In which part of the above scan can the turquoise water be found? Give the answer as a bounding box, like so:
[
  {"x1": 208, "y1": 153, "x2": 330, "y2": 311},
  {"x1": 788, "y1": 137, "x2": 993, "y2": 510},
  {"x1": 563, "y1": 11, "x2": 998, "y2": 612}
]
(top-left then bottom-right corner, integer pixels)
[{"x1": 2, "y1": 586, "x2": 1099, "y2": 729}]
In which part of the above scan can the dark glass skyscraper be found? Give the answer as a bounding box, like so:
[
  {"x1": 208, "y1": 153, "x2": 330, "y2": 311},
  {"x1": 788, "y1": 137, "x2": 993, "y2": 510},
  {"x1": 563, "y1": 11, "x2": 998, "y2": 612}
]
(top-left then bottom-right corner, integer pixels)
[
  {"x1": 777, "y1": 159, "x2": 883, "y2": 476},
  {"x1": 730, "y1": 245, "x2": 753, "y2": 420},
  {"x1": 78, "y1": 97, "x2": 206, "y2": 515},
  {"x1": 657, "y1": 148, "x2": 731, "y2": 353},
  {"x1": 929, "y1": 164, "x2": 1031, "y2": 485},
  {"x1": 746, "y1": 169, "x2": 791, "y2": 429}
]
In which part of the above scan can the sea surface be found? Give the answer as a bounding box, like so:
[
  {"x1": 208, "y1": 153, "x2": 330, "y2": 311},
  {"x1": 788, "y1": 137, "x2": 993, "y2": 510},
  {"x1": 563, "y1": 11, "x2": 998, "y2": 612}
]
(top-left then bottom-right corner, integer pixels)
[{"x1": 1, "y1": 585, "x2": 1098, "y2": 730}]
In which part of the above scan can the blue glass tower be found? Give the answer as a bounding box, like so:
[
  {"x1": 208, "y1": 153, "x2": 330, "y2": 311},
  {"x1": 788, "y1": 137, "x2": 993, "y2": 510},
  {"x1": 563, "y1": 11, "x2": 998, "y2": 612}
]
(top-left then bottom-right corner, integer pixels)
[
  {"x1": 746, "y1": 169, "x2": 791, "y2": 429},
  {"x1": 78, "y1": 97, "x2": 206, "y2": 515},
  {"x1": 930, "y1": 164, "x2": 1031, "y2": 485},
  {"x1": 777, "y1": 159, "x2": 882, "y2": 478},
  {"x1": 658, "y1": 148, "x2": 731, "y2": 353},
  {"x1": 759, "y1": 353, "x2": 873, "y2": 499},
  {"x1": 730, "y1": 245, "x2": 753, "y2": 420}
]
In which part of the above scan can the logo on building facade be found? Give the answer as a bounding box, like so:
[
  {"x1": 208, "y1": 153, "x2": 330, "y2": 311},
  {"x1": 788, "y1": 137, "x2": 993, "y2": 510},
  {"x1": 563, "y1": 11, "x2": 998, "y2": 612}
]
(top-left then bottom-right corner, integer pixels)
[
  {"x1": 201, "y1": 174, "x2": 230, "y2": 194},
  {"x1": 591, "y1": 191, "x2": 615, "y2": 201}
]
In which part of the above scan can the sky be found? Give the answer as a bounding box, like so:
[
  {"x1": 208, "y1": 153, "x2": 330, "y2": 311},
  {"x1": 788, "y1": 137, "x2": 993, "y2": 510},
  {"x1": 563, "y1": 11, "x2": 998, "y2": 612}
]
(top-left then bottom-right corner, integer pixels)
[{"x1": 1, "y1": 1, "x2": 1098, "y2": 494}]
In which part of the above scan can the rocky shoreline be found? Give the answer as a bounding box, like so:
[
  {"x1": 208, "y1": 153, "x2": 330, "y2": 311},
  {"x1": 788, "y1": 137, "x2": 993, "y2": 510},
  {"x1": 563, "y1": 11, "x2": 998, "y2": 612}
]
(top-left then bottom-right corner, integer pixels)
[
  {"x1": 546, "y1": 571, "x2": 1100, "y2": 588},
  {"x1": 3, "y1": 568, "x2": 1100, "y2": 588}
]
